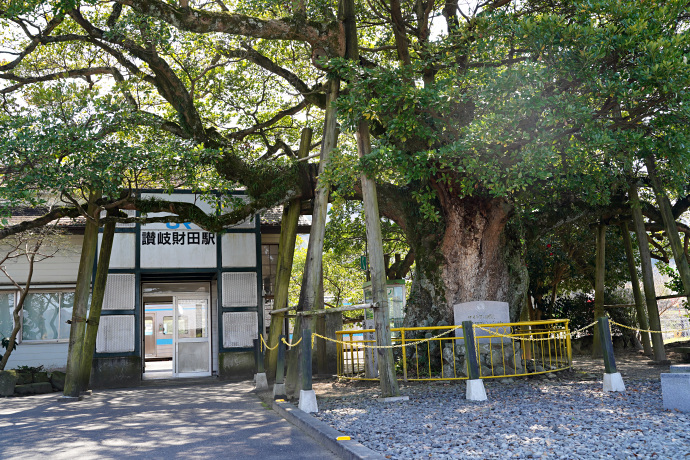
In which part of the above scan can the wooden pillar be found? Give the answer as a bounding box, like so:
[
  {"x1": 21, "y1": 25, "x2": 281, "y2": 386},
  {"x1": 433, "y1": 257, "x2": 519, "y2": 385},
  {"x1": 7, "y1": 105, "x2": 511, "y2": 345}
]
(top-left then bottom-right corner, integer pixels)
[
  {"x1": 343, "y1": 0, "x2": 399, "y2": 398},
  {"x1": 645, "y1": 155, "x2": 690, "y2": 304},
  {"x1": 265, "y1": 128, "x2": 311, "y2": 377},
  {"x1": 629, "y1": 184, "x2": 667, "y2": 361},
  {"x1": 285, "y1": 79, "x2": 339, "y2": 399},
  {"x1": 619, "y1": 222, "x2": 653, "y2": 355},
  {"x1": 592, "y1": 224, "x2": 606, "y2": 358}
]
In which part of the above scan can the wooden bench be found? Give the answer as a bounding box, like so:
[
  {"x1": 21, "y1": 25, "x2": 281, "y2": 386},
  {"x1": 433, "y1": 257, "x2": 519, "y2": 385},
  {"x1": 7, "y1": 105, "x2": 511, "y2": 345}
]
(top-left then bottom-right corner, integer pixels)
[{"x1": 671, "y1": 347, "x2": 690, "y2": 361}]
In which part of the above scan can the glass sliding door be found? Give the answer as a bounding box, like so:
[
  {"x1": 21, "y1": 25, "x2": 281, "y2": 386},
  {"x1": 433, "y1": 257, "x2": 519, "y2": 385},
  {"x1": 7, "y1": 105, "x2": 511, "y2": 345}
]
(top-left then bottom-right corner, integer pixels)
[{"x1": 173, "y1": 296, "x2": 211, "y2": 377}]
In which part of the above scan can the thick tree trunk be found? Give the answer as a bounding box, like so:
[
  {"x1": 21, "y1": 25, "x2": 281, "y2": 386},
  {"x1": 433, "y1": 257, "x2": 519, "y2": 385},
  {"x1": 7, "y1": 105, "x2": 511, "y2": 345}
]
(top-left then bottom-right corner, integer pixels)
[
  {"x1": 629, "y1": 184, "x2": 667, "y2": 362},
  {"x1": 265, "y1": 128, "x2": 311, "y2": 378},
  {"x1": 402, "y1": 194, "x2": 528, "y2": 326},
  {"x1": 285, "y1": 79, "x2": 339, "y2": 399},
  {"x1": 620, "y1": 222, "x2": 653, "y2": 355},
  {"x1": 75, "y1": 210, "x2": 116, "y2": 393},
  {"x1": 592, "y1": 224, "x2": 606, "y2": 358},
  {"x1": 63, "y1": 191, "x2": 101, "y2": 397}
]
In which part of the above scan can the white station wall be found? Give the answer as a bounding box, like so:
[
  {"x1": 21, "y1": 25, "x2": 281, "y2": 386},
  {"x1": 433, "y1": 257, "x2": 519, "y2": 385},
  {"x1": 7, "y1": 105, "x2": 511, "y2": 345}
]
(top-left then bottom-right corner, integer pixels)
[{"x1": 140, "y1": 193, "x2": 219, "y2": 269}]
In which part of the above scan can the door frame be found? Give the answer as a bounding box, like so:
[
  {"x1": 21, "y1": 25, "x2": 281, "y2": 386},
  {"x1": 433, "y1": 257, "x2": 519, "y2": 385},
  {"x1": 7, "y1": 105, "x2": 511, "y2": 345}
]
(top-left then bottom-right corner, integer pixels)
[
  {"x1": 141, "y1": 281, "x2": 213, "y2": 379},
  {"x1": 172, "y1": 294, "x2": 212, "y2": 378}
]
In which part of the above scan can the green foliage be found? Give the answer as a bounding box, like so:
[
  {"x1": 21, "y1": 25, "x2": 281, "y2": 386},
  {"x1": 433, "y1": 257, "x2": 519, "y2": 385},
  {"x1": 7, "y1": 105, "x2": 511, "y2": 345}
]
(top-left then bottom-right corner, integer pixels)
[
  {"x1": 289, "y1": 236, "x2": 366, "y2": 312},
  {"x1": 526, "y1": 223, "x2": 630, "y2": 298},
  {"x1": 13, "y1": 364, "x2": 44, "y2": 373}
]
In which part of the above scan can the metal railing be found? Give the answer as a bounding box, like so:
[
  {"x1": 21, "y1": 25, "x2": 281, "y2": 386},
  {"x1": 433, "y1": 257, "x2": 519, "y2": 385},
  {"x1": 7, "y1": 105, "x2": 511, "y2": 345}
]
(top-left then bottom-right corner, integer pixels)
[{"x1": 336, "y1": 319, "x2": 572, "y2": 381}]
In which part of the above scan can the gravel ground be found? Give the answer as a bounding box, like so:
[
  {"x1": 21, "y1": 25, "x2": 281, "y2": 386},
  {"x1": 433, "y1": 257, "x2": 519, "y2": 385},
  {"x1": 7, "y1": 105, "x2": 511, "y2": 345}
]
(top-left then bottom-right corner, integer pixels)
[{"x1": 312, "y1": 363, "x2": 690, "y2": 459}]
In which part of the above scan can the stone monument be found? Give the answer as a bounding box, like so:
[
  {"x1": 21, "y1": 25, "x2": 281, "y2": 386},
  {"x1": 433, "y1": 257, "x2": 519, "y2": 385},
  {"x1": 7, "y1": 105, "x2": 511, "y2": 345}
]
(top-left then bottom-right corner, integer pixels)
[{"x1": 453, "y1": 301, "x2": 511, "y2": 344}]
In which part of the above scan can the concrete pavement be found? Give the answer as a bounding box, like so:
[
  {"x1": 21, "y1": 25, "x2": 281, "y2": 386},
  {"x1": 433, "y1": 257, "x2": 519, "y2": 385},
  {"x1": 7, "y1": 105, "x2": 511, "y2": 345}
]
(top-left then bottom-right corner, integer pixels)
[{"x1": 0, "y1": 380, "x2": 338, "y2": 460}]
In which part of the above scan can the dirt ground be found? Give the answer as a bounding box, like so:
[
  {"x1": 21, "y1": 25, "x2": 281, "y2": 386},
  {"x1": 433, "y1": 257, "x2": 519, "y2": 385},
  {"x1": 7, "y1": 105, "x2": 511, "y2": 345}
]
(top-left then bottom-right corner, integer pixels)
[{"x1": 307, "y1": 340, "x2": 690, "y2": 399}]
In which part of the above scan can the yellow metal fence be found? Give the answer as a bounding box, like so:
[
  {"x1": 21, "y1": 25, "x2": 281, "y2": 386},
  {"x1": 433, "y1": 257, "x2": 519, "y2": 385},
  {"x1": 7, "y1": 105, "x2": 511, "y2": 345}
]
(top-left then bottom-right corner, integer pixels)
[{"x1": 336, "y1": 320, "x2": 572, "y2": 381}]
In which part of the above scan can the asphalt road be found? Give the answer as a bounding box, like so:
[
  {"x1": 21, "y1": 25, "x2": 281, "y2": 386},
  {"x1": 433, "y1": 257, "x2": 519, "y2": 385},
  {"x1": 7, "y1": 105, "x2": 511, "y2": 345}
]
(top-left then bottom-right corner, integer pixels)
[{"x1": 0, "y1": 380, "x2": 338, "y2": 460}]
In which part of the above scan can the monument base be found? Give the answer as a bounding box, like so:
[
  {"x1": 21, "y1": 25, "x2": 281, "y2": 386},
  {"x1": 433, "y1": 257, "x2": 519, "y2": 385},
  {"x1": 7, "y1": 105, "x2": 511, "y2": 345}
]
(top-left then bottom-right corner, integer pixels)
[
  {"x1": 273, "y1": 383, "x2": 286, "y2": 399},
  {"x1": 298, "y1": 389, "x2": 318, "y2": 413},
  {"x1": 603, "y1": 372, "x2": 626, "y2": 392},
  {"x1": 466, "y1": 379, "x2": 487, "y2": 401},
  {"x1": 254, "y1": 373, "x2": 268, "y2": 391}
]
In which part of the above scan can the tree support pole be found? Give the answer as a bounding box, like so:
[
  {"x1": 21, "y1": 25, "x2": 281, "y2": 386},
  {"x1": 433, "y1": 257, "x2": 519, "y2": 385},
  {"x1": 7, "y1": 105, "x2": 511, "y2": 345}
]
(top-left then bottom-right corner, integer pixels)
[
  {"x1": 343, "y1": 0, "x2": 399, "y2": 398},
  {"x1": 63, "y1": 190, "x2": 101, "y2": 398},
  {"x1": 598, "y1": 317, "x2": 626, "y2": 392},
  {"x1": 619, "y1": 222, "x2": 653, "y2": 355},
  {"x1": 592, "y1": 224, "x2": 606, "y2": 358},
  {"x1": 645, "y1": 155, "x2": 690, "y2": 306},
  {"x1": 629, "y1": 184, "x2": 667, "y2": 362},
  {"x1": 266, "y1": 128, "x2": 311, "y2": 378},
  {"x1": 285, "y1": 79, "x2": 339, "y2": 399}
]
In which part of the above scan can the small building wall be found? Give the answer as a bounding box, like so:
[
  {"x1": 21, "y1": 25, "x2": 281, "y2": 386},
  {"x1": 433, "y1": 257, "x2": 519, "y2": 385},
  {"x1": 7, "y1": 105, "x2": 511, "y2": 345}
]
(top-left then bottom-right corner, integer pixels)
[{"x1": 2, "y1": 342, "x2": 69, "y2": 370}]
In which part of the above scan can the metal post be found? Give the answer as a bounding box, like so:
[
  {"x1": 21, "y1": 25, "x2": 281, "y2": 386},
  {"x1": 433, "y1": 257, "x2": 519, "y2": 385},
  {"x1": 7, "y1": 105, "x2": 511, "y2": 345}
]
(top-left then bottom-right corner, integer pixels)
[
  {"x1": 463, "y1": 321, "x2": 480, "y2": 380},
  {"x1": 301, "y1": 328, "x2": 313, "y2": 391},
  {"x1": 276, "y1": 334, "x2": 286, "y2": 384},
  {"x1": 598, "y1": 317, "x2": 617, "y2": 374},
  {"x1": 253, "y1": 339, "x2": 262, "y2": 373}
]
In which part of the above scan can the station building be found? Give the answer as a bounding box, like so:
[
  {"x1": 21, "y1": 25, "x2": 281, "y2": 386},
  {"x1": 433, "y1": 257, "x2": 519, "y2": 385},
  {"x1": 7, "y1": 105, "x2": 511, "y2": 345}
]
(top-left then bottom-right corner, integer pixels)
[{"x1": 0, "y1": 191, "x2": 308, "y2": 387}]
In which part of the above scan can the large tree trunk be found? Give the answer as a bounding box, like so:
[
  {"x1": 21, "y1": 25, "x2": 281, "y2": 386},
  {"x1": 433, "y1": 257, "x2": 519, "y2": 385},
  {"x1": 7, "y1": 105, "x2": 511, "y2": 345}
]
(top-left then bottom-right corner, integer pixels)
[
  {"x1": 63, "y1": 191, "x2": 101, "y2": 398},
  {"x1": 400, "y1": 194, "x2": 528, "y2": 326},
  {"x1": 75, "y1": 209, "x2": 117, "y2": 393}
]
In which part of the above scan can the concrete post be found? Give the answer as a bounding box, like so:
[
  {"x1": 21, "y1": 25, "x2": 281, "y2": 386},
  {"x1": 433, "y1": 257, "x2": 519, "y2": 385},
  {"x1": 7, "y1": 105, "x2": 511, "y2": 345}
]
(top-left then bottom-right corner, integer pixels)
[
  {"x1": 598, "y1": 317, "x2": 625, "y2": 392},
  {"x1": 463, "y1": 321, "x2": 487, "y2": 401}
]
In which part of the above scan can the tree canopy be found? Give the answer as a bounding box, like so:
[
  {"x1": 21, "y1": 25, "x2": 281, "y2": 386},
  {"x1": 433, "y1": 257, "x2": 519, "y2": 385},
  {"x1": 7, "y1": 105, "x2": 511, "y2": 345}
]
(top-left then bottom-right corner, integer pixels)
[{"x1": 2, "y1": 0, "x2": 690, "y2": 324}]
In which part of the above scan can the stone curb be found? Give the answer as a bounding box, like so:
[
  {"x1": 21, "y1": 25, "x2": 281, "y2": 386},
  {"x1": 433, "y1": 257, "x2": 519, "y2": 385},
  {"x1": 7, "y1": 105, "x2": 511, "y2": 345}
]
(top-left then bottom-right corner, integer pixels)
[{"x1": 272, "y1": 400, "x2": 385, "y2": 460}]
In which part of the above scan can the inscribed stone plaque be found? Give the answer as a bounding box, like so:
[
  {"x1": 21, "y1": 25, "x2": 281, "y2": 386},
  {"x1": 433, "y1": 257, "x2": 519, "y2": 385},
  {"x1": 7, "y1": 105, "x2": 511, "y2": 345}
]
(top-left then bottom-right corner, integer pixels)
[{"x1": 454, "y1": 301, "x2": 511, "y2": 344}]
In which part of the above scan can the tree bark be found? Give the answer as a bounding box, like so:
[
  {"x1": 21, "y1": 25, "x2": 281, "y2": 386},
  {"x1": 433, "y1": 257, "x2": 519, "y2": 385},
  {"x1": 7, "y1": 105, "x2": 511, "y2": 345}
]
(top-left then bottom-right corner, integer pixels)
[
  {"x1": 401, "y1": 194, "x2": 528, "y2": 327},
  {"x1": 75, "y1": 209, "x2": 117, "y2": 393},
  {"x1": 64, "y1": 191, "x2": 101, "y2": 397},
  {"x1": 629, "y1": 184, "x2": 667, "y2": 361},
  {"x1": 285, "y1": 79, "x2": 339, "y2": 399},
  {"x1": 265, "y1": 128, "x2": 311, "y2": 378},
  {"x1": 592, "y1": 224, "x2": 606, "y2": 358},
  {"x1": 619, "y1": 222, "x2": 653, "y2": 355}
]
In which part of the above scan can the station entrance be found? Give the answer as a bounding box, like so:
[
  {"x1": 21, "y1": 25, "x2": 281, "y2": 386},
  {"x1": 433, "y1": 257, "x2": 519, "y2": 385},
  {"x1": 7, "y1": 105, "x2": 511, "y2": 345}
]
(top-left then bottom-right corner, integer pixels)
[{"x1": 142, "y1": 282, "x2": 212, "y2": 379}]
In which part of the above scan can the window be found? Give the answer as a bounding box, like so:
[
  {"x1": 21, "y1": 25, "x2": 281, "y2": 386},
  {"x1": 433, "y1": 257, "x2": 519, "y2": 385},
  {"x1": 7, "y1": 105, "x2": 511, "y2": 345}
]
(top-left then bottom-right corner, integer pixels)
[
  {"x1": 0, "y1": 292, "x2": 14, "y2": 338},
  {"x1": 163, "y1": 316, "x2": 173, "y2": 335},
  {"x1": 261, "y1": 244, "x2": 279, "y2": 297},
  {"x1": 22, "y1": 292, "x2": 74, "y2": 341}
]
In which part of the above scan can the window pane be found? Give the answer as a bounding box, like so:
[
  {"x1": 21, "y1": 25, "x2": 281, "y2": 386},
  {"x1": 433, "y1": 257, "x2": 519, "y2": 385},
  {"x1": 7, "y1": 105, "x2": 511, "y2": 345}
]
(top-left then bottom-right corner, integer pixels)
[
  {"x1": 59, "y1": 292, "x2": 74, "y2": 339},
  {"x1": 163, "y1": 316, "x2": 173, "y2": 335},
  {"x1": 23, "y1": 293, "x2": 60, "y2": 340},
  {"x1": 0, "y1": 293, "x2": 14, "y2": 338}
]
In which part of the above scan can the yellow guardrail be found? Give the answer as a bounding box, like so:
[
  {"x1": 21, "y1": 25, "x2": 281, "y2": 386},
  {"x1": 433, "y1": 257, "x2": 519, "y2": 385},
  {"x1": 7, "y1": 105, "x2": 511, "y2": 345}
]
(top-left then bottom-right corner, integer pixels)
[{"x1": 335, "y1": 319, "x2": 572, "y2": 381}]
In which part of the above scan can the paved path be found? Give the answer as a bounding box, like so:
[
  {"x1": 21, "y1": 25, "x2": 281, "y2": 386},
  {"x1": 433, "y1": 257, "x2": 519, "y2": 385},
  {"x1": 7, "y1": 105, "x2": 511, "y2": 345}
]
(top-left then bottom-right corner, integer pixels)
[{"x1": 0, "y1": 380, "x2": 338, "y2": 460}]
